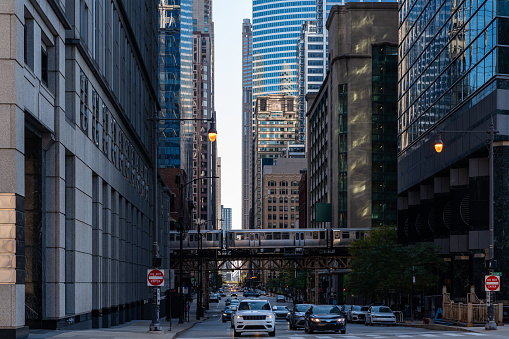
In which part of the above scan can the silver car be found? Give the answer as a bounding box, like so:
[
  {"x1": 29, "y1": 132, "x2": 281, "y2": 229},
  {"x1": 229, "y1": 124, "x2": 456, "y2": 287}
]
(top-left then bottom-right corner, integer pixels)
[
  {"x1": 365, "y1": 306, "x2": 397, "y2": 326},
  {"x1": 347, "y1": 305, "x2": 369, "y2": 323}
]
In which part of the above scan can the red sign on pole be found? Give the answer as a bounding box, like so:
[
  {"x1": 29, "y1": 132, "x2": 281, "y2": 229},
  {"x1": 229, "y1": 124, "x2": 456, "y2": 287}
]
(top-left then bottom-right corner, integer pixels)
[
  {"x1": 147, "y1": 269, "x2": 165, "y2": 286},
  {"x1": 485, "y1": 275, "x2": 500, "y2": 292}
]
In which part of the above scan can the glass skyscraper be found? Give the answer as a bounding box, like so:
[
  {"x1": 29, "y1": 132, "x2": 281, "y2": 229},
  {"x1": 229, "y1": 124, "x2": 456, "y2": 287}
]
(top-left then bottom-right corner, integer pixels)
[
  {"x1": 397, "y1": 0, "x2": 509, "y2": 298},
  {"x1": 252, "y1": 0, "x2": 317, "y2": 99},
  {"x1": 158, "y1": 0, "x2": 194, "y2": 178}
]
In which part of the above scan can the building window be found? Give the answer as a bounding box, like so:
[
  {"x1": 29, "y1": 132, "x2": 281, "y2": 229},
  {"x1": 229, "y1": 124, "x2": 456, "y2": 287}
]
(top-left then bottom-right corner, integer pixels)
[
  {"x1": 80, "y1": 70, "x2": 89, "y2": 134},
  {"x1": 80, "y1": 0, "x2": 88, "y2": 45},
  {"x1": 41, "y1": 45, "x2": 48, "y2": 87}
]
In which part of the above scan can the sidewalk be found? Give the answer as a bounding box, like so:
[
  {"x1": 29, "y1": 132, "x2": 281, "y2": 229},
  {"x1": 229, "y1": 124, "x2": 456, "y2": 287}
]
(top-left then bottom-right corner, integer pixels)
[
  {"x1": 400, "y1": 320, "x2": 509, "y2": 335},
  {"x1": 29, "y1": 302, "x2": 206, "y2": 339}
]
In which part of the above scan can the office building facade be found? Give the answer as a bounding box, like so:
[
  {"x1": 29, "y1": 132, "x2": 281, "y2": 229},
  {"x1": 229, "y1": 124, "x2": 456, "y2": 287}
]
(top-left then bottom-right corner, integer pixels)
[
  {"x1": 158, "y1": 0, "x2": 194, "y2": 177},
  {"x1": 192, "y1": 0, "x2": 217, "y2": 229},
  {"x1": 262, "y1": 159, "x2": 306, "y2": 229},
  {"x1": 397, "y1": 0, "x2": 509, "y2": 299},
  {"x1": 242, "y1": 19, "x2": 253, "y2": 229},
  {"x1": 306, "y1": 3, "x2": 398, "y2": 229},
  {"x1": 221, "y1": 206, "x2": 232, "y2": 230},
  {"x1": 252, "y1": 0, "x2": 317, "y2": 100},
  {"x1": 253, "y1": 94, "x2": 298, "y2": 229},
  {"x1": 0, "y1": 1, "x2": 165, "y2": 337}
]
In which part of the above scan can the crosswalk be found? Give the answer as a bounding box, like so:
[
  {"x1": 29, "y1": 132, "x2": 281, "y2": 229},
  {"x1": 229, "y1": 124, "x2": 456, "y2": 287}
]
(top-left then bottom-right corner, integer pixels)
[{"x1": 284, "y1": 332, "x2": 489, "y2": 339}]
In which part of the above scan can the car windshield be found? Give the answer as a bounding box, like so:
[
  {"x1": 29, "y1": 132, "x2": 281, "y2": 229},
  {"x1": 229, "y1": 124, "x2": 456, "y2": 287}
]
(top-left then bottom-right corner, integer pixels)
[
  {"x1": 375, "y1": 307, "x2": 393, "y2": 313},
  {"x1": 361, "y1": 306, "x2": 369, "y2": 311},
  {"x1": 273, "y1": 306, "x2": 288, "y2": 311},
  {"x1": 295, "y1": 305, "x2": 311, "y2": 312},
  {"x1": 239, "y1": 301, "x2": 271, "y2": 311},
  {"x1": 231, "y1": 300, "x2": 240, "y2": 305},
  {"x1": 312, "y1": 306, "x2": 341, "y2": 314},
  {"x1": 224, "y1": 306, "x2": 233, "y2": 312}
]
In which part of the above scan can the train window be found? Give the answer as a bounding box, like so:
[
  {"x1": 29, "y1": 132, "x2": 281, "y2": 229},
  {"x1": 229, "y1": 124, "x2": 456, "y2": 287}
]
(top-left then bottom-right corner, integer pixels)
[
  {"x1": 313, "y1": 231, "x2": 318, "y2": 239},
  {"x1": 282, "y1": 232, "x2": 289, "y2": 240},
  {"x1": 274, "y1": 232, "x2": 281, "y2": 240},
  {"x1": 207, "y1": 233, "x2": 212, "y2": 241},
  {"x1": 170, "y1": 234, "x2": 175, "y2": 241},
  {"x1": 335, "y1": 231, "x2": 341, "y2": 239},
  {"x1": 229, "y1": 233, "x2": 233, "y2": 240},
  {"x1": 296, "y1": 233, "x2": 299, "y2": 240},
  {"x1": 265, "y1": 233, "x2": 272, "y2": 240},
  {"x1": 343, "y1": 232, "x2": 350, "y2": 239},
  {"x1": 236, "y1": 234, "x2": 244, "y2": 241},
  {"x1": 320, "y1": 231, "x2": 325, "y2": 239},
  {"x1": 215, "y1": 234, "x2": 219, "y2": 241}
]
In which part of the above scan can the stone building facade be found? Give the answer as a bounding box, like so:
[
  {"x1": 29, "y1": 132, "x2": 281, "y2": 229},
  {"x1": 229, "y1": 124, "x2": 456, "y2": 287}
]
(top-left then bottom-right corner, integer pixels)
[
  {"x1": 306, "y1": 3, "x2": 398, "y2": 229},
  {"x1": 0, "y1": 1, "x2": 165, "y2": 337}
]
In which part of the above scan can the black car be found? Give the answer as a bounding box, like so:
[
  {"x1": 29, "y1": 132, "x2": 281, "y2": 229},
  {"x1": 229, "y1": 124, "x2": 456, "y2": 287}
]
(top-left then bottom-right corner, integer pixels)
[
  {"x1": 222, "y1": 305, "x2": 237, "y2": 322},
  {"x1": 289, "y1": 304, "x2": 312, "y2": 330},
  {"x1": 243, "y1": 291, "x2": 256, "y2": 297},
  {"x1": 272, "y1": 305, "x2": 290, "y2": 321},
  {"x1": 304, "y1": 305, "x2": 346, "y2": 334}
]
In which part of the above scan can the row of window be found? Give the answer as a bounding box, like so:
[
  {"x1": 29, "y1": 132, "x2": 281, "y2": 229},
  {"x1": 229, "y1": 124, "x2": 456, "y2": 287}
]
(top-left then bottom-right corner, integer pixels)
[
  {"x1": 267, "y1": 213, "x2": 297, "y2": 219},
  {"x1": 79, "y1": 69, "x2": 149, "y2": 199}
]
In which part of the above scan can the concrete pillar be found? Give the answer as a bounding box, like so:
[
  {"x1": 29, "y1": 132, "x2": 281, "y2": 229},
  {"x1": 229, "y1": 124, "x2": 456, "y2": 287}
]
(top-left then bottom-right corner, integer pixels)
[
  {"x1": 0, "y1": 1, "x2": 28, "y2": 337},
  {"x1": 467, "y1": 302, "x2": 472, "y2": 326}
]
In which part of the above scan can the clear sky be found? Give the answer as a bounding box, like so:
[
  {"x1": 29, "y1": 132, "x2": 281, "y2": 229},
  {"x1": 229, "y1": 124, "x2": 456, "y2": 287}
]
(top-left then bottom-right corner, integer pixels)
[{"x1": 214, "y1": 0, "x2": 252, "y2": 229}]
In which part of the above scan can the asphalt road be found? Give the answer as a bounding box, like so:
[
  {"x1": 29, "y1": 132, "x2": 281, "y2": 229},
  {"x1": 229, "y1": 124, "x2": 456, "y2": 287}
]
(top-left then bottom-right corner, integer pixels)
[{"x1": 178, "y1": 293, "x2": 508, "y2": 339}]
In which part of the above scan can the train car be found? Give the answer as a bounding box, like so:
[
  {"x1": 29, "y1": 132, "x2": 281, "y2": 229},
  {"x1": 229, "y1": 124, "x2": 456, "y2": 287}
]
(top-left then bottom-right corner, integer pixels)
[
  {"x1": 168, "y1": 230, "x2": 222, "y2": 251},
  {"x1": 170, "y1": 228, "x2": 369, "y2": 251}
]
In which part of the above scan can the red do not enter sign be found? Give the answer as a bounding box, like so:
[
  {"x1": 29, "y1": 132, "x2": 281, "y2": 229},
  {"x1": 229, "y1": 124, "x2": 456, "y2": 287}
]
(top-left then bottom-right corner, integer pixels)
[
  {"x1": 485, "y1": 275, "x2": 500, "y2": 292},
  {"x1": 147, "y1": 269, "x2": 165, "y2": 286}
]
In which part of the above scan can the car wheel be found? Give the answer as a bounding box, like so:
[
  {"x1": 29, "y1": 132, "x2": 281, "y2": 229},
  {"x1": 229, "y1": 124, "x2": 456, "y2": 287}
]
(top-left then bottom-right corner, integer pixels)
[
  {"x1": 234, "y1": 329, "x2": 240, "y2": 337},
  {"x1": 304, "y1": 326, "x2": 308, "y2": 333},
  {"x1": 222, "y1": 318, "x2": 226, "y2": 323},
  {"x1": 308, "y1": 327, "x2": 314, "y2": 334},
  {"x1": 269, "y1": 329, "x2": 276, "y2": 337},
  {"x1": 341, "y1": 329, "x2": 346, "y2": 334},
  {"x1": 231, "y1": 322, "x2": 234, "y2": 328}
]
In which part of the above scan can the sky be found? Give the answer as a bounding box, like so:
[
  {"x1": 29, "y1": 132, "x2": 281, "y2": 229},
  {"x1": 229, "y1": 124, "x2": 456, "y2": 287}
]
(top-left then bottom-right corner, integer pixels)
[{"x1": 214, "y1": 0, "x2": 252, "y2": 229}]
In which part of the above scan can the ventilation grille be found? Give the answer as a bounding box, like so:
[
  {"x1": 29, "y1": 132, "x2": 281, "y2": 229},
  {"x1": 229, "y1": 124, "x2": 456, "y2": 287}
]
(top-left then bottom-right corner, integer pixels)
[
  {"x1": 428, "y1": 208, "x2": 435, "y2": 233},
  {"x1": 460, "y1": 194, "x2": 470, "y2": 226},
  {"x1": 443, "y1": 201, "x2": 451, "y2": 229}
]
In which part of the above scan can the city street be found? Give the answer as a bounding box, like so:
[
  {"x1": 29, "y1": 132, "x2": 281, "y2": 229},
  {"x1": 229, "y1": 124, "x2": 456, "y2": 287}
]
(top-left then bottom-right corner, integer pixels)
[{"x1": 179, "y1": 295, "x2": 509, "y2": 339}]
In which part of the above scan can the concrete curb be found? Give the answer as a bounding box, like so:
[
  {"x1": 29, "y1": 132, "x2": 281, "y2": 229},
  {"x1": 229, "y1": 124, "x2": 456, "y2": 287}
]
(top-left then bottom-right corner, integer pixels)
[{"x1": 170, "y1": 317, "x2": 209, "y2": 339}]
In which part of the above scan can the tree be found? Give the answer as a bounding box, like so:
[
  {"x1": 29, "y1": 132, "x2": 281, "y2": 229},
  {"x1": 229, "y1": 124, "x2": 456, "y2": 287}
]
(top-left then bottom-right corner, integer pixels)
[{"x1": 346, "y1": 226, "x2": 445, "y2": 303}]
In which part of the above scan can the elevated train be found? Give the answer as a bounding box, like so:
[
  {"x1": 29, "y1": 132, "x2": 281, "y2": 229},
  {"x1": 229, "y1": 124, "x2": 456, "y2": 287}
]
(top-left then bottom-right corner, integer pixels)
[{"x1": 168, "y1": 228, "x2": 369, "y2": 252}]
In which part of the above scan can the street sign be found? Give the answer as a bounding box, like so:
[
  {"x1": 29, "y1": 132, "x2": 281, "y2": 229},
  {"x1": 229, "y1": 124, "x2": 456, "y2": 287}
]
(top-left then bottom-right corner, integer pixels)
[
  {"x1": 485, "y1": 275, "x2": 500, "y2": 292},
  {"x1": 493, "y1": 272, "x2": 502, "y2": 276},
  {"x1": 147, "y1": 269, "x2": 165, "y2": 286}
]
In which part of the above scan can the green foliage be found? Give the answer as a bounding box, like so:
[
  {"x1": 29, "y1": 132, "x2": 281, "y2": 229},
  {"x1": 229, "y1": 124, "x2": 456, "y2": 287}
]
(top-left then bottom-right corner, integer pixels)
[{"x1": 346, "y1": 226, "x2": 446, "y2": 302}]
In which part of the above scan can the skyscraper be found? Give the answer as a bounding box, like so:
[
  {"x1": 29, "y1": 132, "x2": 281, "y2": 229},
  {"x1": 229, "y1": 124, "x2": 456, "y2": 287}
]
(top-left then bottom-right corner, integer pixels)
[
  {"x1": 397, "y1": 0, "x2": 509, "y2": 298},
  {"x1": 242, "y1": 19, "x2": 253, "y2": 229},
  {"x1": 253, "y1": 94, "x2": 298, "y2": 229},
  {"x1": 192, "y1": 0, "x2": 217, "y2": 229},
  {"x1": 252, "y1": 0, "x2": 317, "y2": 100},
  {"x1": 158, "y1": 0, "x2": 194, "y2": 179}
]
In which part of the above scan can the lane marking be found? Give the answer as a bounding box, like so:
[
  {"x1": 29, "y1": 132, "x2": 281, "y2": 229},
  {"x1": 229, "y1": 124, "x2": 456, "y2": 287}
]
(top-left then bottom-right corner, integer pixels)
[
  {"x1": 421, "y1": 335, "x2": 439, "y2": 337},
  {"x1": 396, "y1": 336, "x2": 413, "y2": 338},
  {"x1": 441, "y1": 334, "x2": 465, "y2": 337},
  {"x1": 464, "y1": 333, "x2": 487, "y2": 336}
]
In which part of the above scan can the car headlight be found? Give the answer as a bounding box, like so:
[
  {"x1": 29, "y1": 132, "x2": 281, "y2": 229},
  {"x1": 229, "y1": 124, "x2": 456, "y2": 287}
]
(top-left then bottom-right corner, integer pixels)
[
  {"x1": 311, "y1": 318, "x2": 320, "y2": 323},
  {"x1": 338, "y1": 318, "x2": 345, "y2": 322},
  {"x1": 235, "y1": 315, "x2": 242, "y2": 319},
  {"x1": 267, "y1": 314, "x2": 274, "y2": 319}
]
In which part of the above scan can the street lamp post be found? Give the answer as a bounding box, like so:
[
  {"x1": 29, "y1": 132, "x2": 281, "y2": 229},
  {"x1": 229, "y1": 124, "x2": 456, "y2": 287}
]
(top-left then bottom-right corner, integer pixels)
[{"x1": 434, "y1": 117, "x2": 499, "y2": 330}]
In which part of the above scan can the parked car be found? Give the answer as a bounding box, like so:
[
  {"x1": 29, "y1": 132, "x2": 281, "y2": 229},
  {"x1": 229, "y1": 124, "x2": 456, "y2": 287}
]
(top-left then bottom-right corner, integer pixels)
[
  {"x1": 232, "y1": 299, "x2": 276, "y2": 337},
  {"x1": 272, "y1": 305, "x2": 290, "y2": 321},
  {"x1": 276, "y1": 295, "x2": 285, "y2": 303},
  {"x1": 347, "y1": 305, "x2": 369, "y2": 323},
  {"x1": 304, "y1": 305, "x2": 346, "y2": 334},
  {"x1": 365, "y1": 305, "x2": 397, "y2": 326},
  {"x1": 222, "y1": 305, "x2": 237, "y2": 322},
  {"x1": 289, "y1": 304, "x2": 312, "y2": 330}
]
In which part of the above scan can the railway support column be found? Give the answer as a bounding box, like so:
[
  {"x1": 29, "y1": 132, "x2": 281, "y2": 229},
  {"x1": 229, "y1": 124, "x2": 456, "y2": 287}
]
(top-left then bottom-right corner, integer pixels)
[
  {"x1": 315, "y1": 268, "x2": 319, "y2": 305},
  {"x1": 204, "y1": 270, "x2": 210, "y2": 310}
]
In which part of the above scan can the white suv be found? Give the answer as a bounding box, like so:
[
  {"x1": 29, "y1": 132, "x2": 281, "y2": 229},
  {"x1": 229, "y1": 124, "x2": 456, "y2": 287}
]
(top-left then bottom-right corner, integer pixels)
[{"x1": 232, "y1": 299, "x2": 276, "y2": 337}]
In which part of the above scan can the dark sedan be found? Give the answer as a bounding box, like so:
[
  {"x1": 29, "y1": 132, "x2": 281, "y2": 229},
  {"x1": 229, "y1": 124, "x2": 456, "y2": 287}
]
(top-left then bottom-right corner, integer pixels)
[
  {"x1": 272, "y1": 305, "x2": 290, "y2": 321},
  {"x1": 289, "y1": 304, "x2": 312, "y2": 330},
  {"x1": 304, "y1": 305, "x2": 346, "y2": 334},
  {"x1": 222, "y1": 306, "x2": 237, "y2": 322}
]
